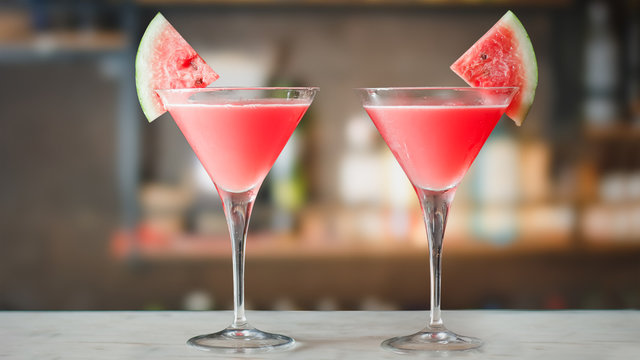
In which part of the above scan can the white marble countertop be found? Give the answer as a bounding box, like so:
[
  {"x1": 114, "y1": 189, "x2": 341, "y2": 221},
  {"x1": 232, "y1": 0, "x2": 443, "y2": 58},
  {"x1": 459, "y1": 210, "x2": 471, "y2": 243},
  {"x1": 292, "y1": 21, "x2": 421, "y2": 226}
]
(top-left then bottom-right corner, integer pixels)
[{"x1": 1, "y1": 310, "x2": 639, "y2": 359}]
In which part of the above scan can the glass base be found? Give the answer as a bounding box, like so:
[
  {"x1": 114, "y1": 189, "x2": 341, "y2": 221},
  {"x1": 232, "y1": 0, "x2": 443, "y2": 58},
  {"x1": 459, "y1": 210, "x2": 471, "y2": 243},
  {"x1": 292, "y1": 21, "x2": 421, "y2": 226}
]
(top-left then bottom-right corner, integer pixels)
[
  {"x1": 382, "y1": 326, "x2": 482, "y2": 353},
  {"x1": 187, "y1": 324, "x2": 295, "y2": 354}
]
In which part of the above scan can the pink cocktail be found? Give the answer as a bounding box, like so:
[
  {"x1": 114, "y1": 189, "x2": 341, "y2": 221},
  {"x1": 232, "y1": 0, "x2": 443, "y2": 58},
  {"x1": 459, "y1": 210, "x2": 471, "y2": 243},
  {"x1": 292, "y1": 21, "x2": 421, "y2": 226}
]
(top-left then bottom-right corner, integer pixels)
[
  {"x1": 364, "y1": 104, "x2": 506, "y2": 190},
  {"x1": 168, "y1": 99, "x2": 310, "y2": 192},
  {"x1": 358, "y1": 87, "x2": 517, "y2": 352},
  {"x1": 157, "y1": 87, "x2": 317, "y2": 353}
]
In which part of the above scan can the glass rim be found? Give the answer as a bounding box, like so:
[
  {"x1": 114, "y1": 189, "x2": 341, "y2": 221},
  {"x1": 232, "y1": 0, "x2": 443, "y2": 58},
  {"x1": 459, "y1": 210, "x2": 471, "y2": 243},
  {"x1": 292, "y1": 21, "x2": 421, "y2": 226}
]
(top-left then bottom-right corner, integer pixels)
[
  {"x1": 155, "y1": 86, "x2": 320, "y2": 93},
  {"x1": 355, "y1": 86, "x2": 519, "y2": 91}
]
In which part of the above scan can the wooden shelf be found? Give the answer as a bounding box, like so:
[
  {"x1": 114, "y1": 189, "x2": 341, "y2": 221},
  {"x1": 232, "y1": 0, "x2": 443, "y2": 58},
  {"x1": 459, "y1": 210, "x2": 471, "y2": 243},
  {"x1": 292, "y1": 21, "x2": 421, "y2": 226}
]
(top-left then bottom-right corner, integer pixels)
[
  {"x1": 583, "y1": 124, "x2": 640, "y2": 142},
  {"x1": 109, "y1": 228, "x2": 640, "y2": 310},
  {"x1": 0, "y1": 30, "x2": 126, "y2": 61},
  {"x1": 135, "y1": 0, "x2": 573, "y2": 8},
  {"x1": 108, "y1": 227, "x2": 637, "y2": 262}
]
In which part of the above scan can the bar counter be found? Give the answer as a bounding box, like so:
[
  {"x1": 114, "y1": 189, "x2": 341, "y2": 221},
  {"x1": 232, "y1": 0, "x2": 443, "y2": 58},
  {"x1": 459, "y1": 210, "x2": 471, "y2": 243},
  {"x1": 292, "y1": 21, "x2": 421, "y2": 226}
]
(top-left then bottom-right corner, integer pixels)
[{"x1": 1, "y1": 310, "x2": 638, "y2": 359}]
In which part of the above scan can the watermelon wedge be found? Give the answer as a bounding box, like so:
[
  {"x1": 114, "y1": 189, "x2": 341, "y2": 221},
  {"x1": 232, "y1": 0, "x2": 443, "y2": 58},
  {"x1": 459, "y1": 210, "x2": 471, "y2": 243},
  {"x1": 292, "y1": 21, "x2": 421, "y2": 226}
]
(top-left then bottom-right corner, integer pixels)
[
  {"x1": 451, "y1": 11, "x2": 537, "y2": 126},
  {"x1": 135, "y1": 13, "x2": 219, "y2": 122}
]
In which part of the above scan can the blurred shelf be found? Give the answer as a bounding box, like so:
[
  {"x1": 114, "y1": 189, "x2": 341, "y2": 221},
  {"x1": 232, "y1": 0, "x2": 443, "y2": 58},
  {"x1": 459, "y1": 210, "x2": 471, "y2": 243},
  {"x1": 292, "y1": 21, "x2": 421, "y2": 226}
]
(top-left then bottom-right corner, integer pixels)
[
  {"x1": 135, "y1": 0, "x2": 573, "y2": 8},
  {"x1": 0, "y1": 30, "x2": 126, "y2": 62},
  {"x1": 580, "y1": 241, "x2": 640, "y2": 254},
  {"x1": 583, "y1": 123, "x2": 640, "y2": 142},
  {"x1": 107, "y1": 227, "x2": 640, "y2": 310},
  {"x1": 109, "y1": 227, "x2": 640, "y2": 262}
]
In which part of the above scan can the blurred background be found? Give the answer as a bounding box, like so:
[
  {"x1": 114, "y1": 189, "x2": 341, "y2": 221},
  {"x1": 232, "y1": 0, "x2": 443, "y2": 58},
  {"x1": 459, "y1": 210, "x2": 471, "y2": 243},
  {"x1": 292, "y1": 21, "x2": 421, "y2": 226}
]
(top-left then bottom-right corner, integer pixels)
[{"x1": 1, "y1": 0, "x2": 639, "y2": 311}]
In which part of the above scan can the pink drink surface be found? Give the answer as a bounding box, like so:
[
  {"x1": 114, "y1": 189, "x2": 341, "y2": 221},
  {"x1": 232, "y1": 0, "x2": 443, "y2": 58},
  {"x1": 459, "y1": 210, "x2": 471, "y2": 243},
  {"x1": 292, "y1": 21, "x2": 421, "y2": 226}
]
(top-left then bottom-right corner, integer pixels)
[
  {"x1": 167, "y1": 99, "x2": 310, "y2": 192},
  {"x1": 365, "y1": 105, "x2": 507, "y2": 190}
]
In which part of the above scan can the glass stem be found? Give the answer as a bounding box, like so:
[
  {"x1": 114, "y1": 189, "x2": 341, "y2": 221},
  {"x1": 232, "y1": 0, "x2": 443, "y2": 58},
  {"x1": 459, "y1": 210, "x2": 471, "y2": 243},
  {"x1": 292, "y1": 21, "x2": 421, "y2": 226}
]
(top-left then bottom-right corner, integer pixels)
[
  {"x1": 218, "y1": 188, "x2": 257, "y2": 329},
  {"x1": 415, "y1": 186, "x2": 456, "y2": 329}
]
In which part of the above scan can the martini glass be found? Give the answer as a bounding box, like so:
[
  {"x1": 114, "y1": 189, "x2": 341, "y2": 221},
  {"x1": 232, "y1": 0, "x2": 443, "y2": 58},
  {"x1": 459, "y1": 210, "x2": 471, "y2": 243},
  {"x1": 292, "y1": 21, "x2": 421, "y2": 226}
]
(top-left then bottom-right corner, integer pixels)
[
  {"x1": 357, "y1": 87, "x2": 517, "y2": 353},
  {"x1": 156, "y1": 87, "x2": 318, "y2": 353}
]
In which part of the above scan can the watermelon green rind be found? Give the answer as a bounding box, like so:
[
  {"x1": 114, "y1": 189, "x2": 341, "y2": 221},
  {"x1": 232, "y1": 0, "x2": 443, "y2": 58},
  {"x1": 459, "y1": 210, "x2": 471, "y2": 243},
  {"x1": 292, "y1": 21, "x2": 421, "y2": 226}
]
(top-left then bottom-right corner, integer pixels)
[
  {"x1": 500, "y1": 11, "x2": 537, "y2": 125},
  {"x1": 135, "y1": 13, "x2": 219, "y2": 122},
  {"x1": 135, "y1": 13, "x2": 166, "y2": 122},
  {"x1": 450, "y1": 11, "x2": 537, "y2": 126}
]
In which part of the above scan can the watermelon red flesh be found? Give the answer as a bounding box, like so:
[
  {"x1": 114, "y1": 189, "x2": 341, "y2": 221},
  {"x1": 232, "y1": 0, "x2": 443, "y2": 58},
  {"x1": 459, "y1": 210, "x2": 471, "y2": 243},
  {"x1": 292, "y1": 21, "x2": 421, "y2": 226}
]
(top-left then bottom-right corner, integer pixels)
[
  {"x1": 450, "y1": 11, "x2": 537, "y2": 126},
  {"x1": 136, "y1": 13, "x2": 219, "y2": 122}
]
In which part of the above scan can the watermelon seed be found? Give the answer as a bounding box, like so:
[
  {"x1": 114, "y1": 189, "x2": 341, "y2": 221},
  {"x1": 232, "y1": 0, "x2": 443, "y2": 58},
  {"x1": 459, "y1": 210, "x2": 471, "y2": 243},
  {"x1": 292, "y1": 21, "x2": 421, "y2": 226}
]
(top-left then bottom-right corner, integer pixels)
[{"x1": 480, "y1": 53, "x2": 488, "y2": 61}]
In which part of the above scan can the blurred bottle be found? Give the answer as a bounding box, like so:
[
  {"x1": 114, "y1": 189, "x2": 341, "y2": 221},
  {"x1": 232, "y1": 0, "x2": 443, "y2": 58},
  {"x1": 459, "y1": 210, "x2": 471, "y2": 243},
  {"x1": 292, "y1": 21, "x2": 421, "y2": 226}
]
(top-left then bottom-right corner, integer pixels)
[
  {"x1": 544, "y1": 293, "x2": 569, "y2": 310},
  {"x1": 339, "y1": 113, "x2": 383, "y2": 206},
  {"x1": 268, "y1": 40, "x2": 308, "y2": 231},
  {"x1": 338, "y1": 113, "x2": 394, "y2": 243},
  {"x1": 469, "y1": 125, "x2": 519, "y2": 245},
  {"x1": 583, "y1": 0, "x2": 621, "y2": 127},
  {"x1": 183, "y1": 290, "x2": 214, "y2": 311},
  {"x1": 627, "y1": 1, "x2": 640, "y2": 126},
  {"x1": 628, "y1": 145, "x2": 640, "y2": 242}
]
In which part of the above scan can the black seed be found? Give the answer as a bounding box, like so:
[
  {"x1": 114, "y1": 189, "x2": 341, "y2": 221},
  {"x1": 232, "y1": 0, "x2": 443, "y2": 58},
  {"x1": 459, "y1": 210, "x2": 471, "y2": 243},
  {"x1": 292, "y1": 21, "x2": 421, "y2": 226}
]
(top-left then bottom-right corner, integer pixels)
[{"x1": 480, "y1": 53, "x2": 488, "y2": 60}]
